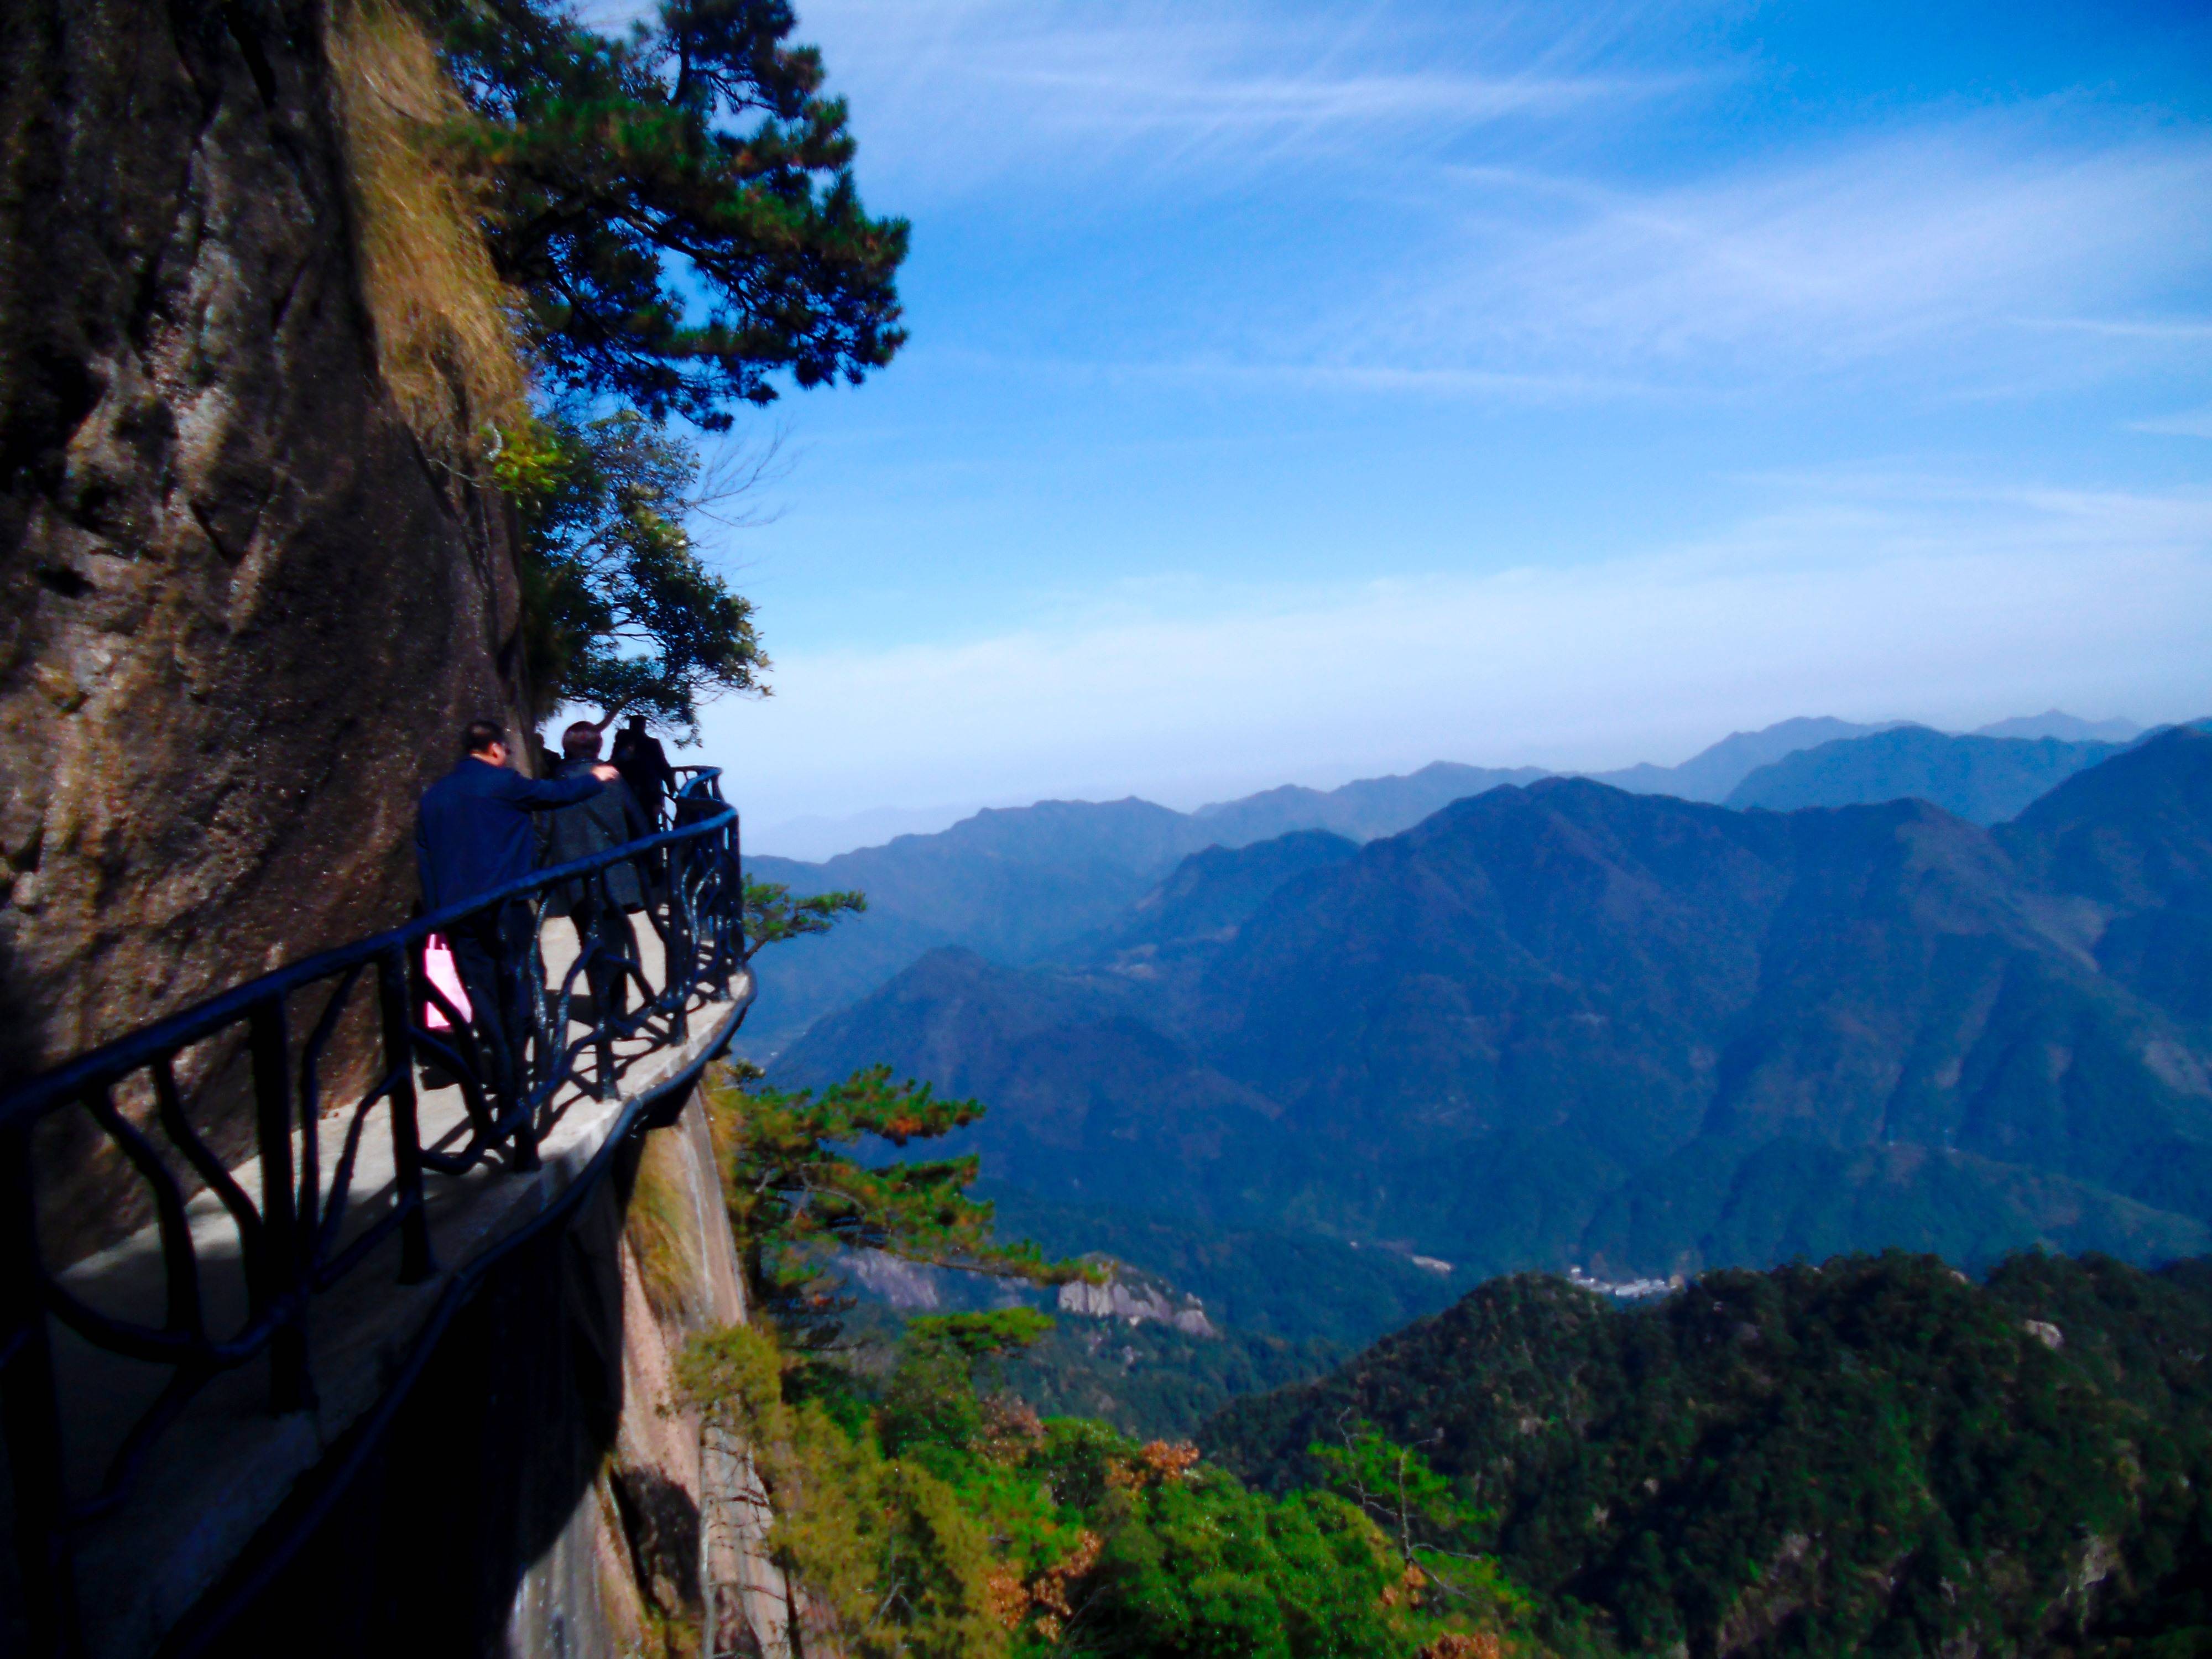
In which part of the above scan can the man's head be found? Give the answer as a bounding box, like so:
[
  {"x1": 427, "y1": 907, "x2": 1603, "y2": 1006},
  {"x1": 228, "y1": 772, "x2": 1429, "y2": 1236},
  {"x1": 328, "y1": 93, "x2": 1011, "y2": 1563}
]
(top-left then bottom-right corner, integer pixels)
[
  {"x1": 624, "y1": 715, "x2": 647, "y2": 733},
  {"x1": 464, "y1": 718, "x2": 508, "y2": 766},
  {"x1": 562, "y1": 721, "x2": 604, "y2": 761}
]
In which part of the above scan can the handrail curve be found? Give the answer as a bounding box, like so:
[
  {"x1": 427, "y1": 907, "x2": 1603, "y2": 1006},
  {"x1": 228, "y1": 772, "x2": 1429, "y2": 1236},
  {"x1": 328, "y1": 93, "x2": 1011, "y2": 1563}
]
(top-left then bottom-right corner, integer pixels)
[{"x1": 0, "y1": 765, "x2": 748, "y2": 1656}]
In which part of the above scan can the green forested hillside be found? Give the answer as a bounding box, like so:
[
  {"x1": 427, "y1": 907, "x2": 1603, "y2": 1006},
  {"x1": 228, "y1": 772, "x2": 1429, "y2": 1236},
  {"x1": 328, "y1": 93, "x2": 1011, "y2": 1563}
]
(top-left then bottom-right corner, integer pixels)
[
  {"x1": 1204, "y1": 1251, "x2": 2212, "y2": 1657},
  {"x1": 836, "y1": 1299, "x2": 1340, "y2": 1441}
]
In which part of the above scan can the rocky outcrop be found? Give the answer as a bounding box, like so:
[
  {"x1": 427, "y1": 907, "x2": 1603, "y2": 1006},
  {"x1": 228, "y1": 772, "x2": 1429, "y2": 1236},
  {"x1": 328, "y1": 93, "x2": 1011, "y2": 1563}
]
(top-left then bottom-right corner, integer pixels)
[
  {"x1": 1058, "y1": 1264, "x2": 1216, "y2": 1337},
  {"x1": 848, "y1": 1246, "x2": 952, "y2": 1310},
  {"x1": 0, "y1": 0, "x2": 530, "y2": 1092}
]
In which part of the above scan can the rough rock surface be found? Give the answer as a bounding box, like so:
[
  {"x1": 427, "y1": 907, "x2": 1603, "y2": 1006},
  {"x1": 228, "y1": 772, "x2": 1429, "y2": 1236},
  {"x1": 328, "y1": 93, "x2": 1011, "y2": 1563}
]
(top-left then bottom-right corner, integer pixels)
[
  {"x1": 1059, "y1": 1265, "x2": 1217, "y2": 1337},
  {"x1": 0, "y1": 0, "x2": 529, "y2": 1092}
]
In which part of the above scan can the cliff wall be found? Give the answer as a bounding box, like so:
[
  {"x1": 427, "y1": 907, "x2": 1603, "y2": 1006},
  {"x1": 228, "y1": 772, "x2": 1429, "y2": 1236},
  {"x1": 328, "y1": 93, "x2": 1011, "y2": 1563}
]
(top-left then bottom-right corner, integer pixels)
[{"x1": 0, "y1": 0, "x2": 530, "y2": 1087}]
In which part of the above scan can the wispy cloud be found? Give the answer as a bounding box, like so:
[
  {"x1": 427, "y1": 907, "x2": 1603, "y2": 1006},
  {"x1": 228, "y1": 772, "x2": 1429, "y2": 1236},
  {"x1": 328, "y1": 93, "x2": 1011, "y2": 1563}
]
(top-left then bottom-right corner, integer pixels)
[
  {"x1": 804, "y1": 0, "x2": 1708, "y2": 195},
  {"x1": 708, "y1": 476, "x2": 2212, "y2": 822},
  {"x1": 1223, "y1": 115, "x2": 2212, "y2": 396},
  {"x1": 893, "y1": 118, "x2": 2212, "y2": 406},
  {"x1": 2024, "y1": 317, "x2": 2212, "y2": 341},
  {"x1": 801, "y1": 0, "x2": 2212, "y2": 398}
]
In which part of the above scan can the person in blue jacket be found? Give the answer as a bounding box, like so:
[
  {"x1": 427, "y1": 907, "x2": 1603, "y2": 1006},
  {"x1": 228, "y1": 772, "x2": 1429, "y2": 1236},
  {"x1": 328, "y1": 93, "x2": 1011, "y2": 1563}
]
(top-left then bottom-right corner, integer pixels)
[{"x1": 416, "y1": 718, "x2": 618, "y2": 1117}]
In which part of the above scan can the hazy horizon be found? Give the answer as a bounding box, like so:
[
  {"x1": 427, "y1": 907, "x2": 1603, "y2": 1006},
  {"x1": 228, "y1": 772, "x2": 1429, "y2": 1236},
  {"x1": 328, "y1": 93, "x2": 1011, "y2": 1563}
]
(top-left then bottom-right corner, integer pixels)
[
  {"x1": 742, "y1": 703, "x2": 2167, "y2": 859},
  {"x1": 671, "y1": 0, "x2": 2211, "y2": 837}
]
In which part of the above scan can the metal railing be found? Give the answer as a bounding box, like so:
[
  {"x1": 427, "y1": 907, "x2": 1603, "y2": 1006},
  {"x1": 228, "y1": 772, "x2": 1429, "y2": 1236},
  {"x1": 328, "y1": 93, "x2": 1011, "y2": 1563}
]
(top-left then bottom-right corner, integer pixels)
[{"x1": 0, "y1": 766, "x2": 747, "y2": 1655}]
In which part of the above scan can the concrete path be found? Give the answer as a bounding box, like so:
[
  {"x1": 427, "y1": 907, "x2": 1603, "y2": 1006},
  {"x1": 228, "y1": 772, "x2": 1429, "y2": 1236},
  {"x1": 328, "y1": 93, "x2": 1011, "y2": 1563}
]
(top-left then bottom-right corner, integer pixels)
[{"x1": 17, "y1": 921, "x2": 754, "y2": 1658}]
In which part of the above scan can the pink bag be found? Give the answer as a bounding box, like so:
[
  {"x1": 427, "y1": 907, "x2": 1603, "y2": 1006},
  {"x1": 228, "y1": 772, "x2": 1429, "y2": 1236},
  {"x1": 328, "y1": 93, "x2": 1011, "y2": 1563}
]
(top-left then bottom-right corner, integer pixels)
[{"x1": 424, "y1": 933, "x2": 472, "y2": 1031}]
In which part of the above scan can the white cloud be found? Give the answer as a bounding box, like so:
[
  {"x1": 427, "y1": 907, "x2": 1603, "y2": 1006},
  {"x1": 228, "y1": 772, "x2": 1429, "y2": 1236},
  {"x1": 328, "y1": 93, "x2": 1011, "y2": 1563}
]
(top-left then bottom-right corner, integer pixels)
[{"x1": 704, "y1": 477, "x2": 2212, "y2": 824}]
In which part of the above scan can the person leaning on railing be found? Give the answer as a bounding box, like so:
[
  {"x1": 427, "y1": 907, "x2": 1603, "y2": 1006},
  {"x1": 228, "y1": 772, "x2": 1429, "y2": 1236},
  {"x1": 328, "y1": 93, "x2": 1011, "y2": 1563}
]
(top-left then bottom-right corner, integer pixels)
[{"x1": 416, "y1": 718, "x2": 619, "y2": 1114}]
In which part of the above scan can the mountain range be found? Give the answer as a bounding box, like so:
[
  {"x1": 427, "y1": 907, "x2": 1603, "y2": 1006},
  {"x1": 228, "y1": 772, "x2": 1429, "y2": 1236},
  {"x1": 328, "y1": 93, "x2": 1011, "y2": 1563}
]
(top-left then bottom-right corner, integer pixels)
[
  {"x1": 770, "y1": 728, "x2": 2212, "y2": 1284},
  {"x1": 1726, "y1": 725, "x2": 2127, "y2": 821},
  {"x1": 743, "y1": 712, "x2": 2153, "y2": 1051}
]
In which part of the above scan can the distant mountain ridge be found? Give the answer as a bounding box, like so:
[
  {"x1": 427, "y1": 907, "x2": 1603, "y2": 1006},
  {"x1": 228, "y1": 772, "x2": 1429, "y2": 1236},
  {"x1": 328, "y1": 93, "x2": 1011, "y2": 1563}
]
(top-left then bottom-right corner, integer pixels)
[
  {"x1": 740, "y1": 711, "x2": 2156, "y2": 1052},
  {"x1": 1726, "y1": 725, "x2": 2126, "y2": 822},
  {"x1": 1189, "y1": 763, "x2": 1549, "y2": 844},
  {"x1": 774, "y1": 730, "x2": 2212, "y2": 1284},
  {"x1": 1585, "y1": 716, "x2": 1904, "y2": 801},
  {"x1": 1976, "y1": 708, "x2": 2142, "y2": 742}
]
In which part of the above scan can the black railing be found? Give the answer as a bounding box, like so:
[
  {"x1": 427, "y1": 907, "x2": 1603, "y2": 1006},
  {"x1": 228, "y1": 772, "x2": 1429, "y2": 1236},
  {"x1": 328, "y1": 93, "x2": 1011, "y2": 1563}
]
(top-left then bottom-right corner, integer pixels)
[{"x1": 0, "y1": 766, "x2": 747, "y2": 1656}]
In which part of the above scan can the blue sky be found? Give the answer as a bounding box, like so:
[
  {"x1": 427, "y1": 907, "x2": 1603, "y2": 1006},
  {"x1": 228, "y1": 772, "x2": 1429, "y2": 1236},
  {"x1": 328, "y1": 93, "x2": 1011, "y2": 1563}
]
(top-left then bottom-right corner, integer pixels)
[{"x1": 672, "y1": 1, "x2": 2212, "y2": 849}]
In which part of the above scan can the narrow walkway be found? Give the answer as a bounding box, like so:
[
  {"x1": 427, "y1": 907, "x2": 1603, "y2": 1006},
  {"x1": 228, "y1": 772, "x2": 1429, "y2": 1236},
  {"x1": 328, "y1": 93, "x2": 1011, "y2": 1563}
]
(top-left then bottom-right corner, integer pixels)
[{"x1": 29, "y1": 927, "x2": 754, "y2": 1658}]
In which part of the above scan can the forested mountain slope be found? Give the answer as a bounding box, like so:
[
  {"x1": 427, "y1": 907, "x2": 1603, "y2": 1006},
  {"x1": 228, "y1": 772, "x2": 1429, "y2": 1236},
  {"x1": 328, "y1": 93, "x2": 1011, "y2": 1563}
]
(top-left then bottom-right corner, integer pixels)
[
  {"x1": 777, "y1": 731, "x2": 2212, "y2": 1281},
  {"x1": 1202, "y1": 1250, "x2": 2212, "y2": 1657}
]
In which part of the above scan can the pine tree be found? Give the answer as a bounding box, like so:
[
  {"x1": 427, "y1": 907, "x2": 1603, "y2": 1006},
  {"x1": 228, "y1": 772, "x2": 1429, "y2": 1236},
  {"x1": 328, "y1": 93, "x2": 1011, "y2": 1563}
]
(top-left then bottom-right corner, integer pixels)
[{"x1": 431, "y1": 0, "x2": 908, "y2": 430}]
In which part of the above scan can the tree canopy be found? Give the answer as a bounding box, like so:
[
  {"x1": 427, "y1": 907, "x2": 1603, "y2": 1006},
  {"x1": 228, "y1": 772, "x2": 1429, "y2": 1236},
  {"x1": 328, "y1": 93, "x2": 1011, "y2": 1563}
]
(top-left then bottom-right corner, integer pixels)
[
  {"x1": 496, "y1": 408, "x2": 768, "y2": 732},
  {"x1": 742, "y1": 875, "x2": 865, "y2": 961},
  {"x1": 1205, "y1": 1254, "x2": 2212, "y2": 1656},
  {"x1": 704, "y1": 1062, "x2": 1082, "y2": 1347},
  {"x1": 678, "y1": 901, "x2": 1532, "y2": 1658},
  {"x1": 417, "y1": 0, "x2": 909, "y2": 726},
  {"x1": 431, "y1": 0, "x2": 907, "y2": 430}
]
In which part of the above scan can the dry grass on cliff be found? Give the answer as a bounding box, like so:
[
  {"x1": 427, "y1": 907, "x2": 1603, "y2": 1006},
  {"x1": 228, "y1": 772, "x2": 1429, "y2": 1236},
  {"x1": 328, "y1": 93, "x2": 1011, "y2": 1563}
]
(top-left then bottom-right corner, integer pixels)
[
  {"x1": 628, "y1": 1128, "x2": 702, "y2": 1324},
  {"x1": 325, "y1": 0, "x2": 524, "y2": 463}
]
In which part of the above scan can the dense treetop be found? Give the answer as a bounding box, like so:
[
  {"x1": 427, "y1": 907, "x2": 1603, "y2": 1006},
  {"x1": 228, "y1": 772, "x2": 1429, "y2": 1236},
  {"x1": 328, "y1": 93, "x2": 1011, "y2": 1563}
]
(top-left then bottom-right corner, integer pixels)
[
  {"x1": 431, "y1": 0, "x2": 907, "y2": 430},
  {"x1": 1203, "y1": 1251, "x2": 2212, "y2": 1656}
]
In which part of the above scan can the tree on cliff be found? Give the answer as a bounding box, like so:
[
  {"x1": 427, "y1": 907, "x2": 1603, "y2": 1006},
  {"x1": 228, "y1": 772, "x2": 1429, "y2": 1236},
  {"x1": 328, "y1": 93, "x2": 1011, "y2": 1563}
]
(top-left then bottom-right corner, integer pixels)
[
  {"x1": 431, "y1": 0, "x2": 907, "y2": 430},
  {"x1": 704, "y1": 1062, "x2": 1083, "y2": 1348},
  {"x1": 422, "y1": 0, "x2": 908, "y2": 730},
  {"x1": 494, "y1": 408, "x2": 770, "y2": 733}
]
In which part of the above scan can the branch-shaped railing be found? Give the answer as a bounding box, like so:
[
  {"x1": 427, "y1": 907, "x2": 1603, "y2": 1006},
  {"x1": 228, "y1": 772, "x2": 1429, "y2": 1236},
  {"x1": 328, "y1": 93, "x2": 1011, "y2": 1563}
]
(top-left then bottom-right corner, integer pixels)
[{"x1": 0, "y1": 767, "x2": 745, "y2": 1656}]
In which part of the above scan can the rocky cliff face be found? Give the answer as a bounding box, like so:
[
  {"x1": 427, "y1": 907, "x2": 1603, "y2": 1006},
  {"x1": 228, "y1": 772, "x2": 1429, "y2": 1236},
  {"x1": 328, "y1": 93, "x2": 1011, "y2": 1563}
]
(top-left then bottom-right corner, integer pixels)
[
  {"x1": 0, "y1": 0, "x2": 530, "y2": 1084},
  {"x1": 1058, "y1": 1265, "x2": 1217, "y2": 1336}
]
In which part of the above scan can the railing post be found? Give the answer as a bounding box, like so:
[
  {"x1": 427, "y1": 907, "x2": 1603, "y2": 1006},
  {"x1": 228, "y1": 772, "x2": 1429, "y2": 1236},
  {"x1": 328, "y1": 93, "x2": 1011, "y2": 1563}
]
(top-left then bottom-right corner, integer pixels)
[
  {"x1": 727, "y1": 811, "x2": 744, "y2": 989},
  {"x1": 510, "y1": 905, "x2": 543, "y2": 1172},
  {"x1": 589, "y1": 875, "x2": 617, "y2": 1099},
  {"x1": 375, "y1": 950, "x2": 436, "y2": 1284},
  {"x1": 1, "y1": 1120, "x2": 81, "y2": 1657},
  {"x1": 248, "y1": 1000, "x2": 312, "y2": 1412},
  {"x1": 668, "y1": 832, "x2": 693, "y2": 1044}
]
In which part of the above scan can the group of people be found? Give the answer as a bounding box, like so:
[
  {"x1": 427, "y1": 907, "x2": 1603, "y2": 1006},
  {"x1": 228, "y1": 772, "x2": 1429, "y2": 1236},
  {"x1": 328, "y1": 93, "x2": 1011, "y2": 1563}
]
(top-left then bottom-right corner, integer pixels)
[{"x1": 413, "y1": 714, "x2": 679, "y2": 1112}]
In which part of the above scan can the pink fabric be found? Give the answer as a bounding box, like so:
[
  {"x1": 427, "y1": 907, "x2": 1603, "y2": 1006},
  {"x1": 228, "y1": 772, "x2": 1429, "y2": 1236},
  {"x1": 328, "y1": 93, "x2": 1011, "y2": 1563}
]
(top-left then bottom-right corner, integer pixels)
[{"x1": 424, "y1": 933, "x2": 472, "y2": 1031}]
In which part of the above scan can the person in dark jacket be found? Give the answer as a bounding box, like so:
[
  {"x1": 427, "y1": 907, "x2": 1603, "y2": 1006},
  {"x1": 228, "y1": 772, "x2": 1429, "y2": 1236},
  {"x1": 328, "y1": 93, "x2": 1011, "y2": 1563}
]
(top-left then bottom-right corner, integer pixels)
[
  {"x1": 611, "y1": 716, "x2": 678, "y2": 825},
  {"x1": 416, "y1": 719, "x2": 617, "y2": 1117},
  {"x1": 541, "y1": 722, "x2": 653, "y2": 1088},
  {"x1": 611, "y1": 714, "x2": 681, "y2": 900}
]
